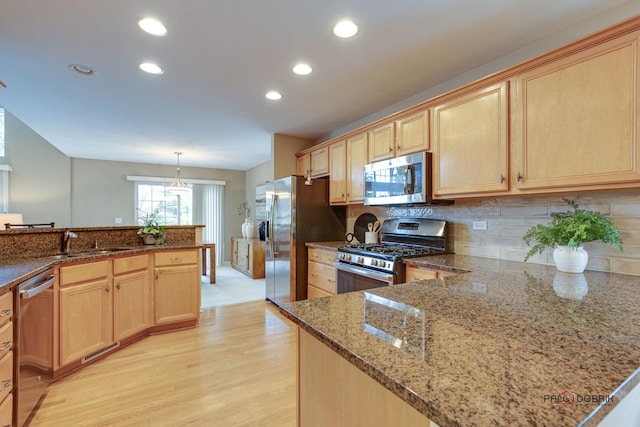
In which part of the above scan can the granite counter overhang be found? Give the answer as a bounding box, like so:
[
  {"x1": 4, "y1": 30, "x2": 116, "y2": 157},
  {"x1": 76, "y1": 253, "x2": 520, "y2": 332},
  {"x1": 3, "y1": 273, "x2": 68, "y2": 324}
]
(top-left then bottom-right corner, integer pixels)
[
  {"x1": 280, "y1": 254, "x2": 640, "y2": 427},
  {"x1": 0, "y1": 244, "x2": 202, "y2": 290}
]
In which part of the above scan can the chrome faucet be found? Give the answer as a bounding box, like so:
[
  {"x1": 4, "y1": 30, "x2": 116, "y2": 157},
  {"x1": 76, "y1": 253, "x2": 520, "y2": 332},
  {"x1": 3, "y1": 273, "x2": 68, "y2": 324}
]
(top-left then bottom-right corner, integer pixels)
[{"x1": 63, "y1": 231, "x2": 78, "y2": 254}]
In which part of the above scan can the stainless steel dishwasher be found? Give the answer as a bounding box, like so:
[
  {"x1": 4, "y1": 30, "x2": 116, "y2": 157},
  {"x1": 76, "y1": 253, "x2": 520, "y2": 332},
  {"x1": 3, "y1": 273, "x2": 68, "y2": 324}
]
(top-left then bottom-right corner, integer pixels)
[{"x1": 16, "y1": 269, "x2": 55, "y2": 426}]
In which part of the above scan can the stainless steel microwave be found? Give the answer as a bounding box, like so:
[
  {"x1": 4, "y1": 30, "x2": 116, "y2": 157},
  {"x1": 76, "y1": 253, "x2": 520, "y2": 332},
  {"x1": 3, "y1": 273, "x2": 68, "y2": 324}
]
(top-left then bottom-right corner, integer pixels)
[{"x1": 364, "y1": 151, "x2": 435, "y2": 206}]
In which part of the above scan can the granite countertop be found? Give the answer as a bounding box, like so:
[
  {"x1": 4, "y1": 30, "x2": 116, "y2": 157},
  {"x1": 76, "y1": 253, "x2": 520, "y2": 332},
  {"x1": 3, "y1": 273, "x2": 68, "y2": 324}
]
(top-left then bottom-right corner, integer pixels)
[
  {"x1": 280, "y1": 254, "x2": 640, "y2": 426},
  {"x1": 0, "y1": 244, "x2": 201, "y2": 290}
]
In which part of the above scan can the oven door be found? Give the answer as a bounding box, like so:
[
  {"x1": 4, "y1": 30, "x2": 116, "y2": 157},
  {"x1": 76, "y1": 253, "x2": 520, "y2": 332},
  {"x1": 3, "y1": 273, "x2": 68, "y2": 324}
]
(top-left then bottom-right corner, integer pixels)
[{"x1": 334, "y1": 262, "x2": 396, "y2": 293}]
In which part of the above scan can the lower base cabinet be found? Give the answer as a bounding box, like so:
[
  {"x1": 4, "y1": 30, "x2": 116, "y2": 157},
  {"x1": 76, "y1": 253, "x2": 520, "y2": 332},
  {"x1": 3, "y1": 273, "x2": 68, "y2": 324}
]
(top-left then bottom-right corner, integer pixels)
[
  {"x1": 55, "y1": 249, "x2": 200, "y2": 373},
  {"x1": 298, "y1": 329, "x2": 433, "y2": 426},
  {"x1": 231, "y1": 237, "x2": 265, "y2": 279}
]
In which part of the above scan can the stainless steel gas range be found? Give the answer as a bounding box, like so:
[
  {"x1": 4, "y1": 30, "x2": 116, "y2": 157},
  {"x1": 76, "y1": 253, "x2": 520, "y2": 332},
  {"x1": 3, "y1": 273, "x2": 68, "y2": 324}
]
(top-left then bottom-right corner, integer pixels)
[{"x1": 334, "y1": 218, "x2": 450, "y2": 293}]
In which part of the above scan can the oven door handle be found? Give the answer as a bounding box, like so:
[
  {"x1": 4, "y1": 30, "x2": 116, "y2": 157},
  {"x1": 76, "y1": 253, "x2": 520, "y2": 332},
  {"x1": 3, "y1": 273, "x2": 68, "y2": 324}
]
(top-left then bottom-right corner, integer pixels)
[
  {"x1": 333, "y1": 262, "x2": 395, "y2": 283},
  {"x1": 20, "y1": 274, "x2": 55, "y2": 299}
]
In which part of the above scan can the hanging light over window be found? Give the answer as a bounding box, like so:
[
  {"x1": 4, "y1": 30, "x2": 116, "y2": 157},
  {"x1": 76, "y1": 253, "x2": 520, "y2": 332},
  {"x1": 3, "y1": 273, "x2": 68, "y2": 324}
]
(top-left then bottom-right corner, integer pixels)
[{"x1": 166, "y1": 152, "x2": 190, "y2": 195}]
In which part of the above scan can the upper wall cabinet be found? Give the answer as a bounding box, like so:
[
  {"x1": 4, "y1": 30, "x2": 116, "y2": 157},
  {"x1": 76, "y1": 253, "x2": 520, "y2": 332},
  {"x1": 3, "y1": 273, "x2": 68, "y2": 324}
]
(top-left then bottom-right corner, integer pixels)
[
  {"x1": 432, "y1": 82, "x2": 509, "y2": 197},
  {"x1": 511, "y1": 30, "x2": 640, "y2": 192},
  {"x1": 329, "y1": 132, "x2": 368, "y2": 205},
  {"x1": 297, "y1": 147, "x2": 329, "y2": 178},
  {"x1": 368, "y1": 110, "x2": 429, "y2": 163}
]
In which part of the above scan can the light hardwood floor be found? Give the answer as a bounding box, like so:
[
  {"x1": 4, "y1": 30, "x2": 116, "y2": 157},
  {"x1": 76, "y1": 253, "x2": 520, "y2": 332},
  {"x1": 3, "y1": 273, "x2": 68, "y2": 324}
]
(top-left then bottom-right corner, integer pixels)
[{"x1": 30, "y1": 301, "x2": 297, "y2": 426}]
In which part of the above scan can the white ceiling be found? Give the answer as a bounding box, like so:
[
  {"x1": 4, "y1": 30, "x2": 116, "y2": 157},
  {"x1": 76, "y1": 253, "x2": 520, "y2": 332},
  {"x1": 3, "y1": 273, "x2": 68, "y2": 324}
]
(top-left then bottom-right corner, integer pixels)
[{"x1": 0, "y1": 0, "x2": 635, "y2": 170}]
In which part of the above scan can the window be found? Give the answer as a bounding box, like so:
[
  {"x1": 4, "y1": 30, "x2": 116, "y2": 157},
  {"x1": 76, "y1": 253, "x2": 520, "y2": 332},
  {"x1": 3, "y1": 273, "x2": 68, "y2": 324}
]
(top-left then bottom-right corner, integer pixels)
[{"x1": 135, "y1": 182, "x2": 193, "y2": 225}]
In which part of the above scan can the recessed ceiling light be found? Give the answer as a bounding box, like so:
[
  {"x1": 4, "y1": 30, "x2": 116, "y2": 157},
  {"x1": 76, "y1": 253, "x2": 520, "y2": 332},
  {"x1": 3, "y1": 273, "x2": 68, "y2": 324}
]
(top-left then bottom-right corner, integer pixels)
[
  {"x1": 265, "y1": 91, "x2": 282, "y2": 100},
  {"x1": 293, "y1": 63, "x2": 312, "y2": 75},
  {"x1": 139, "y1": 62, "x2": 164, "y2": 75},
  {"x1": 333, "y1": 20, "x2": 358, "y2": 38},
  {"x1": 138, "y1": 17, "x2": 167, "y2": 36},
  {"x1": 69, "y1": 64, "x2": 95, "y2": 76}
]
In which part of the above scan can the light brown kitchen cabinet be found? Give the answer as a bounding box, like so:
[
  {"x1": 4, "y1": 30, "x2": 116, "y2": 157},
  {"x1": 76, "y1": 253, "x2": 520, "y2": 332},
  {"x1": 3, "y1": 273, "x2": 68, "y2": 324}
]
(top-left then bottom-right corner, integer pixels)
[
  {"x1": 154, "y1": 250, "x2": 200, "y2": 325},
  {"x1": 231, "y1": 237, "x2": 265, "y2": 279},
  {"x1": 296, "y1": 153, "x2": 310, "y2": 177},
  {"x1": 307, "y1": 247, "x2": 337, "y2": 298},
  {"x1": 298, "y1": 329, "x2": 431, "y2": 426},
  {"x1": 368, "y1": 121, "x2": 396, "y2": 162},
  {"x1": 113, "y1": 254, "x2": 151, "y2": 342},
  {"x1": 511, "y1": 30, "x2": 640, "y2": 192},
  {"x1": 297, "y1": 147, "x2": 330, "y2": 178},
  {"x1": 59, "y1": 267, "x2": 113, "y2": 366},
  {"x1": 0, "y1": 290, "x2": 12, "y2": 426},
  {"x1": 347, "y1": 132, "x2": 368, "y2": 203},
  {"x1": 329, "y1": 140, "x2": 347, "y2": 204},
  {"x1": 432, "y1": 82, "x2": 509, "y2": 197},
  {"x1": 329, "y1": 133, "x2": 368, "y2": 205},
  {"x1": 396, "y1": 109, "x2": 429, "y2": 155}
]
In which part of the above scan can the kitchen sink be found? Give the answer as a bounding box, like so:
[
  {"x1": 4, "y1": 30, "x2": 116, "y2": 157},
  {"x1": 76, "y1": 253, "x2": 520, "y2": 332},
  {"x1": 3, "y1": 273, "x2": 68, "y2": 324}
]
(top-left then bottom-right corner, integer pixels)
[{"x1": 42, "y1": 248, "x2": 133, "y2": 259}]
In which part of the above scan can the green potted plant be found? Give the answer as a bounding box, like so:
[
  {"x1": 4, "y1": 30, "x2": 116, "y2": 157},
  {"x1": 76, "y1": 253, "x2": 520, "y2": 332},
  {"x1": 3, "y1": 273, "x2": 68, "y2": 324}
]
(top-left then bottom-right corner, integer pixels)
[
  {"x1": 522, "y1": 199, "x2": 622, "y2": 273},
  {"x1": 137, "y1": 209, "x2": 166, "y2": 245}
]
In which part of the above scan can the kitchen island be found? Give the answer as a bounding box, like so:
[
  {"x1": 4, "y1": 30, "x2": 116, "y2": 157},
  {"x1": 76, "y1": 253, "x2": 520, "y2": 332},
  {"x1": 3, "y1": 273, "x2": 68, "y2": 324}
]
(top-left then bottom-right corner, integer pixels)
[{"x1": 280, "y1": 255, "x2": 640, "y2": 426}]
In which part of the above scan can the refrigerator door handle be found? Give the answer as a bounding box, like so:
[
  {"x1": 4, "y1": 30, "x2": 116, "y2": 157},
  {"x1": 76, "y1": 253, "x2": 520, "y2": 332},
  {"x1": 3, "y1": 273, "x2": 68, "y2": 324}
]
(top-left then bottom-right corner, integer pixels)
[
  {"x1": 268, "y1": 194, "x2": 277, "y2": 258},
  {"x1": 271, "y1": 194, "x2": 278, "y2": 257}
]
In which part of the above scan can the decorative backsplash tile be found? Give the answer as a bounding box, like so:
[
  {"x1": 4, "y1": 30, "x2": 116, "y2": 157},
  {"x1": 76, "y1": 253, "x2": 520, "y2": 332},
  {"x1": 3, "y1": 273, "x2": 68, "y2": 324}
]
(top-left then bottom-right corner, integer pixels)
[{"x1": 348, "y1": 189, "x2": 640, "y2": 276}]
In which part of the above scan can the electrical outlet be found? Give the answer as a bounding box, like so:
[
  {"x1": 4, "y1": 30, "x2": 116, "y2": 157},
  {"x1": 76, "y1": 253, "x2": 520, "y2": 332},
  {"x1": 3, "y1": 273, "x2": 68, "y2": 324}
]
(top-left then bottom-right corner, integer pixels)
[
  {"x1": 472, "y1": 221, "x2": 487, "y2": 231},
  {"x1": 115, "y1": 217, "x2": 123, "y2": 225}
]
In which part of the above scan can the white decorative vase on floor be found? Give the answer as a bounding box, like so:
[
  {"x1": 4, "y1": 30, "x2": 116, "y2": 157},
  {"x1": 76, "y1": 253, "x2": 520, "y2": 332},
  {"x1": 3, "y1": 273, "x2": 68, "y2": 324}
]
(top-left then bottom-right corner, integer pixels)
[
  {"x1": 553, "y1": 245, "x2": 588, "y2": 273},
  {"x1": 241, "y1": 220, "x2": 248, "y2": 238},
  {"x1": 245, "y1": 220, "x2": 254, "y2": 239}
]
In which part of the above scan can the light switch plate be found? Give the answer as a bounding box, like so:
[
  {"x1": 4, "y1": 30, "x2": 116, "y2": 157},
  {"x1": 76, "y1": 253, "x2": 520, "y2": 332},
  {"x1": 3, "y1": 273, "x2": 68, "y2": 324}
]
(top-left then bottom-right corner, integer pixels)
[{"x1": 472, "y1": 221, "x2": 487, "y2": 231}]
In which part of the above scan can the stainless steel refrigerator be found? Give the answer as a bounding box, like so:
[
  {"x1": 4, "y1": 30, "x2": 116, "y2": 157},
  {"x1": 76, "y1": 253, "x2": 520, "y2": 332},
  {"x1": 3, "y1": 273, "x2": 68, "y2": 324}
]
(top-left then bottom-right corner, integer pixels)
[{"x1": 265, "y1": 176, "x2": 346, "y2": 306}]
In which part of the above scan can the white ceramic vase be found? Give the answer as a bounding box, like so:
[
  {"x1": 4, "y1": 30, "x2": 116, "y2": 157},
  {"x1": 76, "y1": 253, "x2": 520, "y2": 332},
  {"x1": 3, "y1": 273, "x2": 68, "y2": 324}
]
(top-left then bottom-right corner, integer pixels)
[
  {"x1": 245, "y1": 219, "x2": 254, "y2": 239},
  {"x1": 553, "y1": 245, "x2": 588, "y2": 273},
  {"x1": 241, "y1": 220, "x2": 248, "y2": 238}
]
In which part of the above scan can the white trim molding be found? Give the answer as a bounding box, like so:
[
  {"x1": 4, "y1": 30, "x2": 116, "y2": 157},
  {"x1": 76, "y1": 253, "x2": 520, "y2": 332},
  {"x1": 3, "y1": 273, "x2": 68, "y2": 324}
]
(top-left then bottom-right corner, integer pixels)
[{"x1": 126, "y1": 175, "x2": 226, "y2": 186}]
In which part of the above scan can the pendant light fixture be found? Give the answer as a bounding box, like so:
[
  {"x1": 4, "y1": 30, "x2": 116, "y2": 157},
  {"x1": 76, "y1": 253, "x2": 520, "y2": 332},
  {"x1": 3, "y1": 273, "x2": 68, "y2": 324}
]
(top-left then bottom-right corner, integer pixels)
[{"x1": 167, "y1": 152, "x2": 190, "y2": 195}]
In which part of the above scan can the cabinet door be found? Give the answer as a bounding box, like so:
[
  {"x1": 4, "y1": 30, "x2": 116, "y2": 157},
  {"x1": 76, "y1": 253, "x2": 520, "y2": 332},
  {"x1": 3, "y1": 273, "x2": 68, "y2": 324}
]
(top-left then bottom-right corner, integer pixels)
[
  {"x1": 511, "y1": 31, "x2": 640, "y2": 191},
  {"x1": 59, "y1": 278, "x2": 113, "y2": 366},
  {"x1": 329, "y1": 140, "x2": 347, "y2": 204},
  {"x1": 432, "y1": 82, "x2": 509, "y2": 197},
  {"x1": 154, "y1": 265, "x2": 200, "y2": 325},
  {"x1": 347, "y1": 133, "x2": 367, "y2": 203},
  {"x1": 0, "y1": 392, "x2": 11, "y2": 427},
  {"x1": 297, "y1": 153, "x2": 310, "y2": 177},
  {"x1": 368, "y1": 122, "x2": 396, "y2": 162},
  {"x1": 114, "y1": 270, "x2": 151, "y2": 341},
  {"x1": 310, "y1": 147, "x2": 329, "y2": 177},
  {"x1": 396, "y1": 109, "x2": 429, "y2": 155}
]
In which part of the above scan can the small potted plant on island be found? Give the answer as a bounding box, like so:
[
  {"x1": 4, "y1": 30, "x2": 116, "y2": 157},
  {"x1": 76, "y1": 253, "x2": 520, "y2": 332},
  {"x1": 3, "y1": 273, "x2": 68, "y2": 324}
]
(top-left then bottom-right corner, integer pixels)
[
  {"x1": 137, "y1": 209, "x2": 166, "y2": 245},
  {"x1": 522, "y1": 199, "x2": 623, "y2": 273}
]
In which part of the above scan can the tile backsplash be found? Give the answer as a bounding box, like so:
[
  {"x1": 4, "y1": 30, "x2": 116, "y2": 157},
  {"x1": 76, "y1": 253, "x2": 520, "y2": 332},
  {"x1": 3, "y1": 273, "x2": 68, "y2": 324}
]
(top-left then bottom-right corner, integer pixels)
[{"x1": 348, "y1": 188, "x2": 640, "y2": 276}]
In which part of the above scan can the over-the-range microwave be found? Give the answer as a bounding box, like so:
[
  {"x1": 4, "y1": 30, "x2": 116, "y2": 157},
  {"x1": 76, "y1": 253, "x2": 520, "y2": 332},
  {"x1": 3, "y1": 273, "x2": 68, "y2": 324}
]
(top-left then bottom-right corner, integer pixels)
[{"x1": 364, "y1": 151, "x2": 450, "y2": 206}]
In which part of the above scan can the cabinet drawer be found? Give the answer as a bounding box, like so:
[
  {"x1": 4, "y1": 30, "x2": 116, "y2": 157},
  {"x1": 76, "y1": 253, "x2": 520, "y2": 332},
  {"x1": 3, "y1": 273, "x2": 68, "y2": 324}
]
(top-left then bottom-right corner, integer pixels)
[
  {"x1": 60, "y1": 260, "x2": 111, "y2": 286},
  {"x1": 0, "y1": 352, "x2": 12, "y2": 404},
  {"x1": 307, "y1": 284, "x2": 333, "y2": 300},
  {"x1": 0, "y1": 323, "x2": 11, "y2": 358},
  {"x1": 308, "y1": 247, "x2": 336, "y2": 266},
  {"x1": 0, "y1": 293, "x2": 11, "y2": 327},
  {"x1": 114, "y1": 254, "x2": 150, "y2": 275},
  {"x1": 154, "y1": 250, "x2": 198, "y2": 266},
  {"x1": 308, "y1": 261, "x2": 336, "y2": 294}
]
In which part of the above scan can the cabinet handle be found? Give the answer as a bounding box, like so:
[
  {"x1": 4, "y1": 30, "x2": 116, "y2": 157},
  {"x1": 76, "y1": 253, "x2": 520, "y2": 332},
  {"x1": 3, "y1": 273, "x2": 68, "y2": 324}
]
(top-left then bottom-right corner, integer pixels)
[
  {"x1": 155, "y1": 273, "x2": 159, "y2": 280},
  {"x1": 116, "y1": 283, "x2": 121, "y2": 290},
  {"x1": 499, "y1": 174, "x2": 505, "y2": 184},
  {"x1": 0, "y1": 380, "x2": 10, "y2": 391},
  {"x1": 106, "y1": 286, "x2": 110, "y2": 293},
  {"x1": 0, "y1": 341, "x2": 11, "y2": 351},
  {"x1": 388, "y1": 146, "x2": 393, "y2": 153},
  {"x1": 516, "y1": 172, "x2": 522, "y2": 182},
  {"x1": 0, "y1": 309, "x2": 10, "y2": 317},
  {"x1": 397, "y1": 144, "x2": 401, "y2": 151}
]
